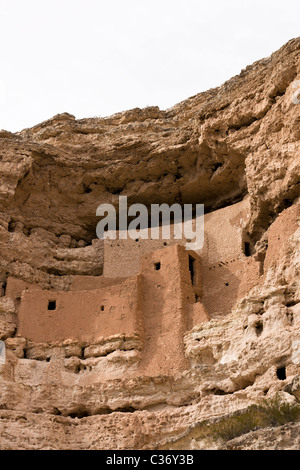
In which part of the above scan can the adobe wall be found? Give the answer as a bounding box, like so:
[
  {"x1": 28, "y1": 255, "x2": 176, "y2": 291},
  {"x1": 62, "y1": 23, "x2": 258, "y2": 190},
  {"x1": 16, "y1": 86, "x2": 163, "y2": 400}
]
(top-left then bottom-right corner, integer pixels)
[
  {"x1": 11, "y1": 244, "x2": 208, "y2": 377},
  {"x1": 264, "y1": 203, "x2": 300, "y2": 271},
  {"x1": 17, "y1": 276, "x2": 143, "y2": 344},
  {"x1": 201, "y1": 257, "x2": 261, "y2": 317},
  {"x1": 68, "y1": 275, "x2": 127, "y2": 291},
  {"x1": 103, "y1": 197, "x2": 251, "y2": 278},
  {"x1": 5, "y1": 275, "x2": 127, "y2": 308},
  {"x1": 6, "y1": 201, "x2": 299, "y2": 378},
  {"x1": 103, "y1": 231, "x2": 179, "y2": 278},
  {"x1": 5, "y1": 277, "x2": 42, "y2": 311},
  {"x1": 199, "y1": 196, "x2": 250, "y2": 265},
  {"x1": 201, "y1": 201, "x2": 300, "y2": 317},
  {"x1": 102, "y1": 196, "x2": 261, "y2": 318},
  {"x1": 191, "y1": 196, "x2": 261, "y2": 317},
  {"x1": 137, "y1": 244, "x2": 209, "y2": 376},
  {"x1": 8, "y1": 196, "x2": 259, "y2": 336}
]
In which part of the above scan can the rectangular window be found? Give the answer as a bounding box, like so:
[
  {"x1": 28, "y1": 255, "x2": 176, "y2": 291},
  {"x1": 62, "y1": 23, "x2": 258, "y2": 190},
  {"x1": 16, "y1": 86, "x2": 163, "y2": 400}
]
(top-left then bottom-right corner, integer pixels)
[
  {"x1": 154, "y1": 262, "x2": 161, "y2": 271},
  {"x1": 244, "y1": 242, "x2": 251, "y2": 257},
  {"x1": 189, "y1": 256, "x2": 195, "y2": 285}
]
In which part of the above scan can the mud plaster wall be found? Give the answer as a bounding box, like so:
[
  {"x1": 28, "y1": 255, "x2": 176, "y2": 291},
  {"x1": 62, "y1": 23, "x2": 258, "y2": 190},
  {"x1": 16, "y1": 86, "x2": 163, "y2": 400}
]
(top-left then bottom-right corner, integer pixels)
[
  {"x1": 9, "y1": 198, "x2": 259, "y2": 340},
  {"x1": 135, "y1": 244, "x2": 209, "y2": 375},
  {"x1": 194, "y1": 197, "x2": 262, "y2": 317},
  {"x1": 12, "y1": 245, "x2": 208, "y2": 376},
  {"x1": 8, "y1": 197, "x2": 261, "y2": 342},
  {"x1": 200, "y1": 196, "x2": 250, "y2": 265},
  {"x1": 202, "y1": 202, "x2": 300, "y2": 318},
  {"x1": 103, "y1": 197, "x2": 251, "y2": 279},
  {"x1": 264, "y1": 203, "x2": 300, "y2": 271},
  {"x1": 11, "y1": 204, "x2": 299, "y2": 350},
  {"x1": 201, "y1": 258, "x2": 261, "y2": 318},
  {"x1": 103, "y1": 197, "x2": 261, "y2": 318},
  {"x1": 17, "y1": 276, "x2": 142, "y2": 344}
]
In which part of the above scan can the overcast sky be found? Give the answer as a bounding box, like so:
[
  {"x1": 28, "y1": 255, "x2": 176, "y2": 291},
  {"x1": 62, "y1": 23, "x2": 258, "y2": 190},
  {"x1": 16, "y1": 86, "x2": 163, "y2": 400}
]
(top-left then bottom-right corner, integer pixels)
[{"x1": 0, "y1": 0, "x2": 299, "y2": 132}]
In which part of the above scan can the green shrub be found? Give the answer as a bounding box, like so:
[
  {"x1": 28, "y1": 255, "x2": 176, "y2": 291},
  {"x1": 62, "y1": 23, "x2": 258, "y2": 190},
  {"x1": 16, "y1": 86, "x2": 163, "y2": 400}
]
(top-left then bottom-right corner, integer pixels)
[
  {"x1": 257, "y1": 395, "x2": 300, "y2": 427},
  {"x1": 210, "y1": 406, "x2": 261, "y2": 441},
  {"x1": 209, "y1": 396, "x2": 300, "y2": 442}
]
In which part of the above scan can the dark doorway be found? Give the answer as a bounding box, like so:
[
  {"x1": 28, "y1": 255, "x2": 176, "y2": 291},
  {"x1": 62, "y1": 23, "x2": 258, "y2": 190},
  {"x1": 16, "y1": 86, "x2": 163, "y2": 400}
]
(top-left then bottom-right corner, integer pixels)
[
  {"x1": 244, "y1": 242, "x2": 251, "y2": 257},
  {"x1": 276, "y1": 367, "x2": 286, "y2": 381}
]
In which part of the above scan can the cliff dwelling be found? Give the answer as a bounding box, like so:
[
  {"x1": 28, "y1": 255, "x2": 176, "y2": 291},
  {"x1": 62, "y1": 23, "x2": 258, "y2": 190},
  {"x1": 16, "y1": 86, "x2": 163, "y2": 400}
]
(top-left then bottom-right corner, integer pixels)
[
  {"x1": 0, "y1": 35, "x2": 300, "y2": 450},
  {"x1": 1, "y1": 196, "x2": 264, "y2": 377}
]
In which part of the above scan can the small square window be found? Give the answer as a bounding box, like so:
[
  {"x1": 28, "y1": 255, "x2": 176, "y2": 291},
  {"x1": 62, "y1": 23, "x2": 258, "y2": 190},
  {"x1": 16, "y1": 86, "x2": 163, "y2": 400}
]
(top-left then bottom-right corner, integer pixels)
[
  {"x1": 48, "y1": 300, "x2": 56, "y2": 311},
  {"x1": 154, "y1": 262, "x2": 161, "y2": 271},
  {"x1": 101, "y1": 305, "x2": 105, "y2": 311}
]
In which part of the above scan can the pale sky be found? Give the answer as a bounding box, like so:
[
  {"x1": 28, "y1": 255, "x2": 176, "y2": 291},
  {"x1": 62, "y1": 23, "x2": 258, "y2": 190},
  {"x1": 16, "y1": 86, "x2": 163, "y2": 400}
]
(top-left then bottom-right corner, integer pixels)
[{"x1": 0, "y1": 0, "x2": 299, "y2": 132}]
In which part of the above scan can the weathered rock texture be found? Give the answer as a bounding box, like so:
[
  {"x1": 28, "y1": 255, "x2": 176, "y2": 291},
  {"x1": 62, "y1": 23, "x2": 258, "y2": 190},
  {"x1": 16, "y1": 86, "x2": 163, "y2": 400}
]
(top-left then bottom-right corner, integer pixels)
[{"x1": 0, "y1": 38, "x2": 300, "y2": 450}]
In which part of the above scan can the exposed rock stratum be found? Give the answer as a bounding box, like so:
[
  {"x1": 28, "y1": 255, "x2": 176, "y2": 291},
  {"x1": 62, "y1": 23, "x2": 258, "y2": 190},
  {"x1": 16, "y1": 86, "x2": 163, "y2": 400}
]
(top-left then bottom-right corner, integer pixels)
[{"x1": 0, "y1": 38, "x2": 300, "y2": 450}]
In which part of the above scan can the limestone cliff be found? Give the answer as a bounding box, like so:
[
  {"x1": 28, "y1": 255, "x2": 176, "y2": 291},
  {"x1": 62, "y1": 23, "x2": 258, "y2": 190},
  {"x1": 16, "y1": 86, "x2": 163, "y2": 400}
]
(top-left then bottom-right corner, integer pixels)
[{"x1": 0, "y1": 38, "x2": 300, "y2": 450}]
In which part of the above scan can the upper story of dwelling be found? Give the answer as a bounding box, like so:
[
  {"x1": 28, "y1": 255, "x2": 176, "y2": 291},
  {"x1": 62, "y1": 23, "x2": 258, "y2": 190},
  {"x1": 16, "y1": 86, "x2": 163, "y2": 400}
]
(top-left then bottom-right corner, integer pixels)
[{"x1": 103, "y1": 196, "x2": 251, "y2": 278}]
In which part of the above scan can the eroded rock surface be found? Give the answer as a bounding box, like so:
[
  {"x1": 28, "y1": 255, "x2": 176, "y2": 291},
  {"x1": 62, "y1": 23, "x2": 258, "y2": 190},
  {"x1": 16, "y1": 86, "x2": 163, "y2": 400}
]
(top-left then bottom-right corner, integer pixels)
[{"x1": 0, "y1": 37, "x2": 300, "y2": 450}]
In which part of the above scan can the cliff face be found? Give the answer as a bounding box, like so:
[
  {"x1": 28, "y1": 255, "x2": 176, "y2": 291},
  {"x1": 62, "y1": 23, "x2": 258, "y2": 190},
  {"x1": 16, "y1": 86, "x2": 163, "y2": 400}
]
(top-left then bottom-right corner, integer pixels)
[{"x1": 0, "y1": 38, "x2": 300, "y2": 450}]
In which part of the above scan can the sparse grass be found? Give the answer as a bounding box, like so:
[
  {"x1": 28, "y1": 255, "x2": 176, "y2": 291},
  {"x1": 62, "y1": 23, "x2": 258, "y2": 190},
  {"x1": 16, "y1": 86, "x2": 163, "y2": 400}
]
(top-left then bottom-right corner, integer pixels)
[
  {"x1": 160, "y1": 395, "x2": 300, "y2": 449},
  {"x1": 209, "y1": 406, "x2": 261, "y2": 441},
  {"x1": 258, "y1": 396, "x2": 300, "y2": 427},
  {"x1": 209, "y1": 396, "x2": 300, "y2": 442}
]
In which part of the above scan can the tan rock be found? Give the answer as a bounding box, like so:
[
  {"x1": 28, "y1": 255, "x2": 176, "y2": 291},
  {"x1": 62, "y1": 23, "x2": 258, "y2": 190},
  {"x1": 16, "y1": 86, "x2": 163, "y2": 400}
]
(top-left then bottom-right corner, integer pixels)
[{"x1": 0, "y1": 37, "x2": 300, "y2": 450}]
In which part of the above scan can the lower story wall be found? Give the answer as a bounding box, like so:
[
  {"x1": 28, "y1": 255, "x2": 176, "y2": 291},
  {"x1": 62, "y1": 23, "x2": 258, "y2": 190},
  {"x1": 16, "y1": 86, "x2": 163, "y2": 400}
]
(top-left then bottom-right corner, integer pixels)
[
  {"x1": 11, "y1": 245, "x2": 210, "y2": 377},
  {"x1": 17, "y1": 276, "x2": 142, "y2": 344}
]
